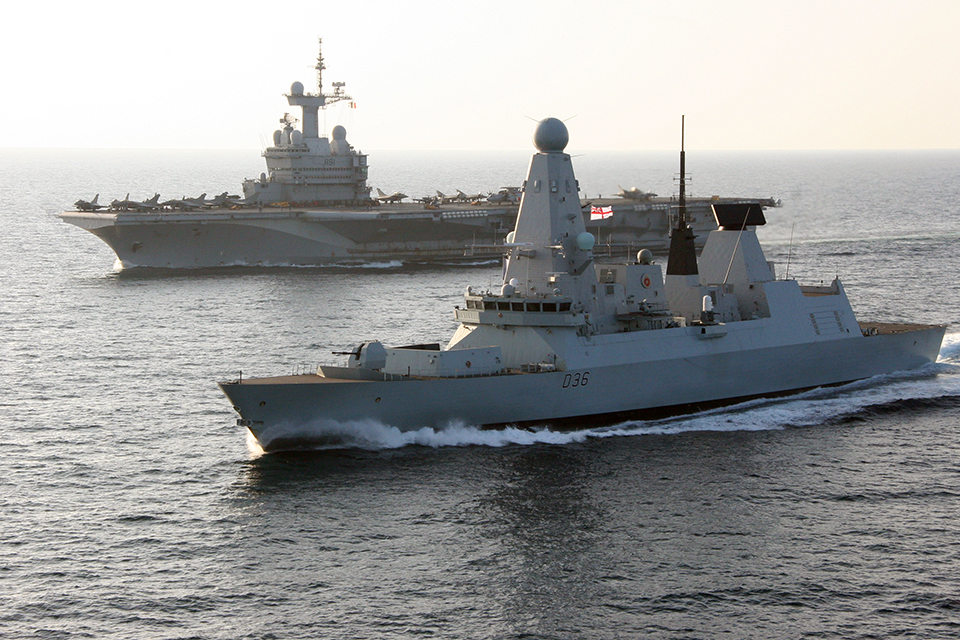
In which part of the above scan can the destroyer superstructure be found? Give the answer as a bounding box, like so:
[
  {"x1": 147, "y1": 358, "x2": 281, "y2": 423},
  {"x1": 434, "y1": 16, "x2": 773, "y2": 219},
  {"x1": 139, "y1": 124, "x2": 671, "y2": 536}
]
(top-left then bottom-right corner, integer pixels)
[{"x1": 218, "y1": 118, "x2": 945, "y2": 451}]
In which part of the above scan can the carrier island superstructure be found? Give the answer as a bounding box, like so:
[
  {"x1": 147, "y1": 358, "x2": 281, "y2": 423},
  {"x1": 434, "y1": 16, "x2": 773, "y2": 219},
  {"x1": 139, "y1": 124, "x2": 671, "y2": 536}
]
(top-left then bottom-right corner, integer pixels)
[
  {"x1": 241, "y1": 41, "x2": 369, "y2": 206},
  {"x1": 59, "y1": 42, "x2": 779, "y2": 269},
  {"x1": 218, "y1": 117, "x2": 945, "y2": 451}
]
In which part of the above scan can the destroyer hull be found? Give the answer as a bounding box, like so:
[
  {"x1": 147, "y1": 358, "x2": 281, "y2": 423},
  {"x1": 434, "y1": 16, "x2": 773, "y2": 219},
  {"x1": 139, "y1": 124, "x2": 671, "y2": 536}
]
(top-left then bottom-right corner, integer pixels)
[{"x1": 219, "y1": 323, "x2": 944, "y2": 450}]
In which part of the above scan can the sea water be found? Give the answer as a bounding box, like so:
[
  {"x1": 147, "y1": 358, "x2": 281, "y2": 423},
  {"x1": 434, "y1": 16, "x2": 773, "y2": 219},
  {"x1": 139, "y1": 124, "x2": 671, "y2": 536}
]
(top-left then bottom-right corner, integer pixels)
[{"x1": 1, "y1": 147, "x2": 959, "y2": 639}]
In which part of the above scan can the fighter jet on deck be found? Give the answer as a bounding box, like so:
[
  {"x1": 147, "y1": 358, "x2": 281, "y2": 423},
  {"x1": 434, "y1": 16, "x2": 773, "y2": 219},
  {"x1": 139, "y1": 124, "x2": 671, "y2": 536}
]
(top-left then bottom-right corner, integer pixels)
[
  {"x1": 74, "y1": 194, "x2": 104, "y2": 211},
  {"x1": 616, "y1": 186, "x2": 657, "y2": 201},
  {"x1": 376, "y1": 188, "x2": 408, "y2": 203},
  {"x1": 435, "y1": 191, "x2": 458, "y2": 205},
  {"x1": 486, "y1": 187, "x2": 521, "y2": 205},
  {"x1": 455, "y1": 189, "x2": 484, "y2": 203},
  {"x1": 207, "y1": 192, "x2": 248, "y2": 208},
  {"x1": 129, "y1": 194, "x2": 161, "y2": 211}
]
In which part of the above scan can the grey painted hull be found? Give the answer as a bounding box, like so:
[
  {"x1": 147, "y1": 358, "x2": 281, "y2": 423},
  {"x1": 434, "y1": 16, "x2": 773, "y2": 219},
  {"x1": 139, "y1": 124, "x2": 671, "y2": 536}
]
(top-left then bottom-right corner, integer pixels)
[
  {"x1": 61, "y1": 208, "x2": 515, "y2": 268},
  {"x1": 219, "y1": 323, "x2": 945, "y2": 450},
  {"x1": 60, "y1": 197, "x2": 776, "y2": 269}
]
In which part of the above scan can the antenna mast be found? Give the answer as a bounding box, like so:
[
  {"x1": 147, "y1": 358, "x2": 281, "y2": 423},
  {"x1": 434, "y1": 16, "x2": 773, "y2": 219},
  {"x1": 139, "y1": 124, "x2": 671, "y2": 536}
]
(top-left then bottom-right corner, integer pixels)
[
  {"x1": 678, "y1": 115, "x2": 686, "y2": 228},
  {"x1": 315, "y1": 38, "x2": 326, "y2": 95},
  {"x1": 666, "y1": 114, "x2": 699, "y2": 276}
]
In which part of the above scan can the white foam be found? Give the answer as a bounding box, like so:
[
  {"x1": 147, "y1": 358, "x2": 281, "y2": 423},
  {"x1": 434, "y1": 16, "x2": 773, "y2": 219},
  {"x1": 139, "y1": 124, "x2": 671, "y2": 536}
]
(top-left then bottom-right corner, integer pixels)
[{"x1": 938, "y1": 331, "x2": 960, "y2": 363}]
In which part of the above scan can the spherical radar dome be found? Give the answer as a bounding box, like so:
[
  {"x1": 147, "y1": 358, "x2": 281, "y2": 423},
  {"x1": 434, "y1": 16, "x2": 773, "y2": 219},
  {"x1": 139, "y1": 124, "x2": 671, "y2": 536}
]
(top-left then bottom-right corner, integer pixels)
[
  {"x1": 332, "y1": 125, "x2": 347, "y2": 141},
  {"x1": 533, "y1": 117, "x2": 569, "y2": 153},
  {"x1": 290, "y1": 81, "x2": 305, "y2": 95},
  {"x1": 576, "y1": 232, "x2": 596, "y2": 251}
]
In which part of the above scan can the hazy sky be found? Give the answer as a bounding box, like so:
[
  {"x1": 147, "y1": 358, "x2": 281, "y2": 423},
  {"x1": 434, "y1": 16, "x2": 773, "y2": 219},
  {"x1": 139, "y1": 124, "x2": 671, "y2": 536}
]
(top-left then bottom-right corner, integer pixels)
[{"x1": 3, "y1": 0, "x2": 958, "y2": 151}]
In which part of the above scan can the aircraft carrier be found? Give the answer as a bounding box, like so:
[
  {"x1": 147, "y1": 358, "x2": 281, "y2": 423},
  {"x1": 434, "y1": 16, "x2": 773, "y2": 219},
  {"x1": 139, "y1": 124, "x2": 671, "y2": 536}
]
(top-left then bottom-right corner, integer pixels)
[{"x1": 60, "y1": 41, "x2": 779, "y2": 269}]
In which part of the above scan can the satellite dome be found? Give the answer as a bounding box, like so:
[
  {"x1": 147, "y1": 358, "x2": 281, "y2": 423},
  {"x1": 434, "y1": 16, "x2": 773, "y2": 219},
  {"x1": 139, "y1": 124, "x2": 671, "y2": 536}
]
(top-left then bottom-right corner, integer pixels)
[
  {"x1": 291, "y1": 130, "x2": 303, "y2": 145},
  {"x1": 332, "y1": 125, "x2": 347, "y2": 141},
  {"x1": 290, "y1": 81, "x2": 305, "y2": 95},
  {"x1": 576, "y1": 231, "x2": 596, "y2": 251},
  {"x1": 637, "y1": 248, "x2": 653, "y2": 265},
  {"x1": 533, "y1": 117, "x2": 568, "y2": 153}
]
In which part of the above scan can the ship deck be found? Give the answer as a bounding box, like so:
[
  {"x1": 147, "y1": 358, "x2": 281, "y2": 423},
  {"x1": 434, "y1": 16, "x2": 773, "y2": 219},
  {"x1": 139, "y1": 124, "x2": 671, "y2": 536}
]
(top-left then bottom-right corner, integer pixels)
[
  {"x1": 858, "y1": 321, "x2": 946, "y2": 335},
  {"x1": 62, "y1": 194, "x2": 779, "y2": 220}
]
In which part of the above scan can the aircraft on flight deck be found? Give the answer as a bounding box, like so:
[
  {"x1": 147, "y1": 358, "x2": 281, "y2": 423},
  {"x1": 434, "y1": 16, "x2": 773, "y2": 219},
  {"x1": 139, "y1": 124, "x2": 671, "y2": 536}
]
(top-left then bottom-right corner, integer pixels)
[
  {"x1": 616, "y1": 186, "x2": 657, "y2": 201},
  {"x1": 207, "y1": 192, "x2": 248, "y2": 208},
  {"x1": 375, "y1": 188, "x2": 408, "y2": 203},
  {"x1": 435, "y1": 190, "x2": 459, "y2": 205},
  {"x1": 455, "y1": 189, "x2": 484, "y2": 203},
  {"x1": 74, "y1": 194, "x2": 104, "y2": 211},
  {"x1": 110, "y1": 193, "x2": 161, "y2": 211},
  {"x1": 486, "y1": 187, "x2": 521, "y2": 204}
]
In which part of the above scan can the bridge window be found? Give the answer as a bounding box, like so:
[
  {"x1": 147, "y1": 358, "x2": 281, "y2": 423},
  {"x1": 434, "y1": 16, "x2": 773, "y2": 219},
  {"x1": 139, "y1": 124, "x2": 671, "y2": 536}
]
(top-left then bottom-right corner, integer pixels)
[
  {"x1": 526, "y1": 302, "x2": 541, "y2": 312},
  {"x1": 542, "y1": 302, "x2": 557, "y2": 312}
]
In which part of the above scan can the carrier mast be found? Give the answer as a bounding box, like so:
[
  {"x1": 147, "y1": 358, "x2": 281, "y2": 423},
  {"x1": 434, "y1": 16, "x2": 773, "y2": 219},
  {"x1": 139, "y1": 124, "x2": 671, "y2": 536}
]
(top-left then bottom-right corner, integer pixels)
[{"x1": 285, "y1": 39, "x2": 352, "y2": 140}]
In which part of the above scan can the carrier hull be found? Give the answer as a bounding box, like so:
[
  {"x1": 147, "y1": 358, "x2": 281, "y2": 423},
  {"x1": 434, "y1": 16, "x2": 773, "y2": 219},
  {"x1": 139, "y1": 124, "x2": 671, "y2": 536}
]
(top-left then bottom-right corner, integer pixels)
[{"x1": 60, "y1": 196, "x2": 778, "y2": 268}]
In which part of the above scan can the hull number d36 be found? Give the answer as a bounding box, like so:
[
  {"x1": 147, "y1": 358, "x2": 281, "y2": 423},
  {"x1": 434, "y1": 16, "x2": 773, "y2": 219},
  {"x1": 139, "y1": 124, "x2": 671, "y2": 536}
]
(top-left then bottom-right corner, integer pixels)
[{"x1": 562, "y1": 372, "x2": 589, "y2": 389}]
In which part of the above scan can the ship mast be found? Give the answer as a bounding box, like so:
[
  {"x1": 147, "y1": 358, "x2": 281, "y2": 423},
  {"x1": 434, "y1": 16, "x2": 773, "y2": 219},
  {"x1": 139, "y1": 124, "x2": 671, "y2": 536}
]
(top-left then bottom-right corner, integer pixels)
[
  {"x1": 285, "y1": 39, "x2": 352, "y2": 140},
  {"x1": 314, "y1": 38, "x2": 349, "y2": 105},
  {"x1": 666, "y1": 115, "x2": 699, "y2": 276},
  {"x1": 679, "y1": 115, "x2": 686, "y2": 230},
  {"x1": 315, "y1": 37, "x2": 325, "y2": 95}
]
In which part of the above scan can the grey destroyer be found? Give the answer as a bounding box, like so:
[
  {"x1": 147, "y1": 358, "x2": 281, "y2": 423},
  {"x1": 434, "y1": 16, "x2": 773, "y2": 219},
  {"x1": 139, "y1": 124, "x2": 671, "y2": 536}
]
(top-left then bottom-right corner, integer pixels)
[
  {"x1": 60, "y1": 42, "x2": 778, "y2": 269},
  {"x1": 219, "y1": 117, "x2": 945, "y2": 451}
]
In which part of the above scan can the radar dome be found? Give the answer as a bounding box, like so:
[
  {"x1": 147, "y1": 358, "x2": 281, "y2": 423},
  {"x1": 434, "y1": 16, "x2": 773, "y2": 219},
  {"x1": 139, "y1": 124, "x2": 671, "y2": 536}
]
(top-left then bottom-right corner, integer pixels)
[
  {"x1": 290, "y1": 81, "x2": 305, "y2": 95},
  {"x1": 505, "y1": 231, "x2": 516, "y2": 244},
  {"x1": 637, "y1": 248, "x2": 653, "y2": 264},
  {"x1": 290, "y1": 130, "x2": 303, "y2": 145},
  {"x1": 576, "y1": 232, "x2": 596, "y2": 251},
  {"x1": 273, "y1": 130, "x2": 282, "y2": 146},
  {"x1": 501, "y1": 283, "x2": 515, "y2": 297},
  {"x1": 533, "y1": 117, "x2": 569, "y2": 153},
  {"x1": 332, "y1": 125, "x2": 347, "y2": 141}
]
